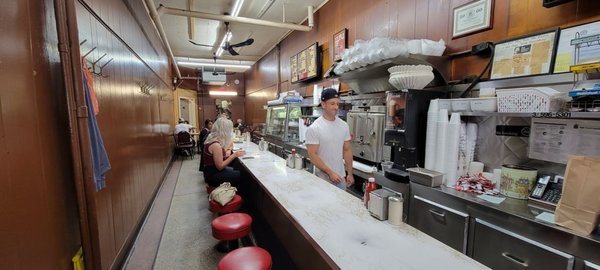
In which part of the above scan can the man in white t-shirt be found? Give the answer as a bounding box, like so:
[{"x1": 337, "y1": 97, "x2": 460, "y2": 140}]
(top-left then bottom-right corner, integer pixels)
[
  {"x1": 175, "y1": 119, "x2": 193, "y2": 134},
  {"x1": 305, "y1": 88, "x2": 354, "y2": 189}
]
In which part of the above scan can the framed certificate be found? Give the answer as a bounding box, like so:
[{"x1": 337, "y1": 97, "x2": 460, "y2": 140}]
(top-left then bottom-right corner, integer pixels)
[
  {"x1": 333, "y1": 28, "x2": 347, "y2": 62},
  {"x1": 452, "y1": 0, "x2": 494, "y2": 39},
  {"x1": 490, "y1": 29, "x2": 559, "y2": 80}
]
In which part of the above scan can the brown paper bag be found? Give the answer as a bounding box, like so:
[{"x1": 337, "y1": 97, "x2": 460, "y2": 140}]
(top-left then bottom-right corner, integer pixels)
[{"x1": 555, "y1": 155, "x2": 600, "y2": 235}]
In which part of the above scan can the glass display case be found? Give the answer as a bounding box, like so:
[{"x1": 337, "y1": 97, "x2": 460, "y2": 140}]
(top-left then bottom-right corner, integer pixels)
[{"x1": 265, "y1": 104, "x2": 302, "y2": 142}]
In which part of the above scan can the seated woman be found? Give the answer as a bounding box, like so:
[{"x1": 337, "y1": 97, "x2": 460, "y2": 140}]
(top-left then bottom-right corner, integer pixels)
[{"x1": 202, "y1": 117, "x2": 245, "y2": 188}]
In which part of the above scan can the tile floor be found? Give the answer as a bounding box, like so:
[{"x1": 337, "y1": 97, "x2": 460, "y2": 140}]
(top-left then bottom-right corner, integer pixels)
[{"x1": 124, "y1": 156, "x2": 224, "y2": 270}]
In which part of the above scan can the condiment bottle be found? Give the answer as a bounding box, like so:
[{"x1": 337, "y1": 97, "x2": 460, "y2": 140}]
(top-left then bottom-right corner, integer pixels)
[
  {"x1": 364, "y1": 177, "x2": 377, "y2": 208},
  {"x1": 288, "y1": 148, "x2": 296, "y2": 169}
]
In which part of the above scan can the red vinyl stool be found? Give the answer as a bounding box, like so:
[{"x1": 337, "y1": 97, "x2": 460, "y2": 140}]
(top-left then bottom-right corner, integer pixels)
[
  {"x1": 209, "y1": 194, "x2": 243, "y2": 214},
  {"x1": 218, "y1": 247, "x2": 272, "y2": 270},
  {"x1": 212, "y1": 213, "x2": 253, "y2": 253},
  {"x1": 206, "y1": 185, "x2": 216, "y2": 194}
]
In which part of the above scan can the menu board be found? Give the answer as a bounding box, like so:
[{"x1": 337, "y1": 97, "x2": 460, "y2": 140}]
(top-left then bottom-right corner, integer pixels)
[
  {"x1": 290, "y1": 54, "x2": 298, "y2": 83},
  {"x1": 297, "y1": 50, "x2": 307, "y2": 80},
  {"x1": 290, "y1": 42, "x2": 320, "y2": 84},
  {"x1": 490, "y1": 30, "x2": 558, "y2": 80},
  {"x1": 306, "y1": 44, "x2": 317, "y2": 78}
]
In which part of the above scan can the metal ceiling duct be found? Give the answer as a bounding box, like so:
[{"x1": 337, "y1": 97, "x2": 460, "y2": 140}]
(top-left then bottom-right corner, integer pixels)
[
  {"x1": 144, "y1": 0, "x2": 182, "y2": 79},
  {"x1": 157, "y1": 4, "x2": 314, "y2": 31}
]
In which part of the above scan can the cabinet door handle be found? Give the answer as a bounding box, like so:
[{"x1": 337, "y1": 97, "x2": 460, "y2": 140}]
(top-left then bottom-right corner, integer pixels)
[
  {"x1": 428, "y1": 209, "x2": 445, "y2": 218},
  {"x1": 502, "y1": 252, "x2": 528, "y2": 268}
]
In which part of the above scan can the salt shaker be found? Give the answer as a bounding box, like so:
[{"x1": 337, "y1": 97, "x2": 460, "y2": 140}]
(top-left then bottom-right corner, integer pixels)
[{"x1": 388, "y1": 194, "x2": 404, "y2": 225}]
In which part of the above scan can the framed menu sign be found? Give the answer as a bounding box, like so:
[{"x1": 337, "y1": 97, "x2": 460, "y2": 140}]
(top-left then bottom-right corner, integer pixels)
[
  {"x1": 290, "y1": 54, "x2": 298, "y2": 83},
  {"x1": 291, "y1": 42, "x2": 320, "y2": 84},
  {"x1": 333, "y1": 28, "x2": 347, "y2": 62},
  {"x1": 306, "y1": 43, "x2": 318, "y2": 78},
  {"x1": 297, "y1": 50, "x2": 307, "y2": 80},
  {"x1": 490, "y1": 29, "x2": 558, "y2": 80}
]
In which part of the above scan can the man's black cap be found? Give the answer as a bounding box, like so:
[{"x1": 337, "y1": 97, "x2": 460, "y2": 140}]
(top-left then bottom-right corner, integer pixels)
[{"x1": 320, "y1": 88, "x2": 339, "y2": 102}]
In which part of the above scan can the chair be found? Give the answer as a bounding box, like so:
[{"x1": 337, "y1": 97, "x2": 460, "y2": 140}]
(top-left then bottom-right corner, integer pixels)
[{"x1": 174, "y1": 131, "x2": 194, "y2": 160}]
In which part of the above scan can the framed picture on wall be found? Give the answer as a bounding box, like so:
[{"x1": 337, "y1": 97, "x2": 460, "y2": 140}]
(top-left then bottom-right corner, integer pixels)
[
  {"x1": 333, "y1": 28, "x2": 347, "y2": 62},
  {"x1": 490, "y1": 29, "x2": 559, "y2": 80},
  {"x1": 553, "y1": 20, "x2": 600, "y2": 73},
  {"x1": 452, "y1": 0, "x2": 494, "y2": 39}
]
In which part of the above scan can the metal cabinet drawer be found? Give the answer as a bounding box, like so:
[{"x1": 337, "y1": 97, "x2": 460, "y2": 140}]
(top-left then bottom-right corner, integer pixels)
[
  {"x1": 585, "y1": 261, "x2": 600, "y2": 270},
  {"x1": 472, "y1": 219, "x2": 574, "y2": 270},
  {"x1": 408, "y1": 195, "x2": 469, "y2": 253}
]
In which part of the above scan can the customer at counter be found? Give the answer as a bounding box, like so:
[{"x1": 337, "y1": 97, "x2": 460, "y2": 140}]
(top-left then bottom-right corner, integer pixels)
[
  {"x1": 198, "y1": 119, "x2": 213, "y2": 171},
  {"x1": 306, "y1": 88, "x2": 354, "y2": 190},
  {"x1": 202, "y1": 117, "x2": 245, "y2": 188}
]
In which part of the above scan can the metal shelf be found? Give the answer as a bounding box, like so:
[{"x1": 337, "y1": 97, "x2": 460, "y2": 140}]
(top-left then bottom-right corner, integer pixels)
[{"x1": 450, "y1": 111, "x2": 600, "y2": 119}]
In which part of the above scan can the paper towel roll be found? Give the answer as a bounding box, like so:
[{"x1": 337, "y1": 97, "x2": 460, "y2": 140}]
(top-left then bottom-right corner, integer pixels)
[
  {"x1": 434, "y1": 109, "x2": 448, "y2": 178},
  {"x1": 469, "y1": 161, "x2": 484, "y2": 175},
  {"x1": 445, "y1": 113, "x2": 461, "y2": 187},
  {"x1": 493, "y1": 168, "x2": 502, "y2": 191},
  {"x1": 457, "y1": 122, "x2": 468, "y2": 177},
  {"x1": 424, "y1": 99, "x2": 439, "y2": 170},
  {"x1": 352, "y1": 161, "x2": 376, "y2": 173},
  {"x1": 465, "y1": 123, "x2": 478, "y2": 173}
]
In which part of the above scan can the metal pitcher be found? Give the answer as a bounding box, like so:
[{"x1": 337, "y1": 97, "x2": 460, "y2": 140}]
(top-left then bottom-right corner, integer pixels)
[{"x1": 258, "y1": 139, "x2": 268, "y2": 151}]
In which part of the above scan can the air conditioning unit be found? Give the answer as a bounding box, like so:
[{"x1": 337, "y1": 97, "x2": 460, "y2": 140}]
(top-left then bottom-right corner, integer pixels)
[{"x1": 202, "y1": 67, "x2": 226, "y2": 85}]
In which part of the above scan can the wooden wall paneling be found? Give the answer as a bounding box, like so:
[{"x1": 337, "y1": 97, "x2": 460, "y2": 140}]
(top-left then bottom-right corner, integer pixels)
[
  {"x1": 395, "y1": 0, "x2": 417, "y2": 38},
  {"x1": 526, "y1": 0, "x2": 576, "y2": 32},
  {"x1": 576, "y1": 0, "x2": 600, "y2": 22},
  {"x1": 75, "y1": 0, "x2": 174, "y2": 268},
  {"x1": 372, "y1": 0, "x2": 390, "y2": 38},
  {"x1": 507, "y1": 0, "x2": 531, "y2": 37},
  {"x1": 426, "y1": 0, "x2": 451, "y2": 42},
  {"x1": 0, "y1": 0, "x2": 81, "y2": 268},
  {"x1": 414, "y1": 0, "x2": 429, "y2": 39}
]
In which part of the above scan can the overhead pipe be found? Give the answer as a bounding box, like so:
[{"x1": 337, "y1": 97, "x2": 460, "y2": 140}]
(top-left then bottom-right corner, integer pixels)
[
  {"x1": 158, "y1": 5, "x2": 314, "y2": 32},
  {"x1": 144, "y1": 0, "x2": 182, "y2": 79}
]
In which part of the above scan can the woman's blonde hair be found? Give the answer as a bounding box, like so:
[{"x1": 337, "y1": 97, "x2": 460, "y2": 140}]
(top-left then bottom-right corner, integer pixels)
[{"x1": 204, "y1": 117, "x2": 233, "y2": 148}]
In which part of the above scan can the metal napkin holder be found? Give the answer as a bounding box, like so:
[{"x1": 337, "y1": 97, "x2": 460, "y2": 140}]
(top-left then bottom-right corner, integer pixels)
[{"x1": 407, "y1": 167, "x2": 444, "y2": 187}]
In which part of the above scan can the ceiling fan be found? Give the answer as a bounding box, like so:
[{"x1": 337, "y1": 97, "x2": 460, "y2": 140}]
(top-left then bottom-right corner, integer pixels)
[{"x1": 220, "y1": 22, "x2": 254, "y2": 56}]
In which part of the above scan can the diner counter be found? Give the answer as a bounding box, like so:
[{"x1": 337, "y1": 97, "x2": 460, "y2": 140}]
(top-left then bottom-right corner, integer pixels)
[{"x1": 235, "y1": 141, "x2": 488, "y2": 270}]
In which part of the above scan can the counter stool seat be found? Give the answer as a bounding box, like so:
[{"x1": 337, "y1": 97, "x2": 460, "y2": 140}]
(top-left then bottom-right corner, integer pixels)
[
  {"x1": 212, "y1": 213, "x2": 252, "y2": 241},
  {"x1": 218, "y1": 247, "x2": 272, "y2": 270},
  {"x1": 209, "y1": 194, "x2": 243, "y2": 214}
]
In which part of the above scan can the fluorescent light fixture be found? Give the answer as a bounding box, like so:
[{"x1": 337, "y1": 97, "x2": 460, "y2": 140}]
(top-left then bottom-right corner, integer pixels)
[
  {"x1": 232, "y1": 0, "x2": 245, "y2": 17},
  {"x1": 209, "y1": 90, "x2": 237, "y2": 96},
  {"x1": 178, "y1": 61, "x2": 251, "y2": 69},
  {"x1": 215, "y1": 32, "x2": 233, "y2": 57}
]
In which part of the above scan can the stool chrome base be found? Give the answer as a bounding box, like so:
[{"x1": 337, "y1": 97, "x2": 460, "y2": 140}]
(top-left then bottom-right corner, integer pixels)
[{"x1": 214, "y1": 232, "x2": 257, "y2": 253}]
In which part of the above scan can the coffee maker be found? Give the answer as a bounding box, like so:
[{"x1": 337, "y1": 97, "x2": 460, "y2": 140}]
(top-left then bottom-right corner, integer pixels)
[{"x1": 383, "y1": 89, "x2": 444, "y2": 182}]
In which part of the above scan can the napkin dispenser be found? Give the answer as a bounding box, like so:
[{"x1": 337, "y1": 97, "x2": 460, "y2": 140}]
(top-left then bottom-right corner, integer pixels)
[
  {"x1": 407, "y1": 167, "x2": 443, "y2": 187},
  {"x1": 368, "y1": 189, "x2": 395, "y2": 220}
]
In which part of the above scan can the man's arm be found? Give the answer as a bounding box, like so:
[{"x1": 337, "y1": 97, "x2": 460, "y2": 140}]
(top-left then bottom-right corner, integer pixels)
[
  {"x1": 343, "y1": 140, "x2": 354, "y2": 186},
  {"x1": 306, "y1": 144, "x2": 343, "y2": 183}
]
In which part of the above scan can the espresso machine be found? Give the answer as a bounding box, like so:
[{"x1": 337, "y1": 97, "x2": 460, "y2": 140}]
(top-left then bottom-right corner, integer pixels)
[{"x1": 383, "y1": 89, "x2": 444, "y2": 182}]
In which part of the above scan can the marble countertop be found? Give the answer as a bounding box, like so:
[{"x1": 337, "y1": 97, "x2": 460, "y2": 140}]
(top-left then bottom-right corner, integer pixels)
[{"x1": 236, "y1": 142, "x2": 489, "y2": 270}]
